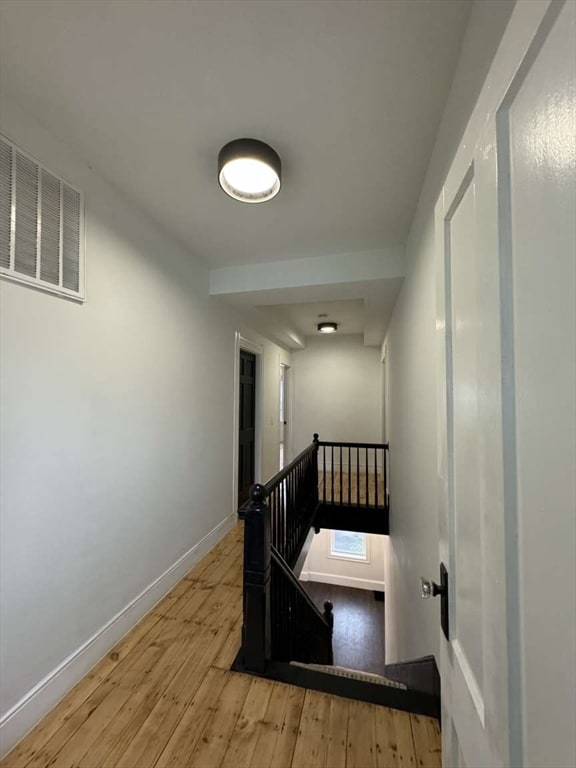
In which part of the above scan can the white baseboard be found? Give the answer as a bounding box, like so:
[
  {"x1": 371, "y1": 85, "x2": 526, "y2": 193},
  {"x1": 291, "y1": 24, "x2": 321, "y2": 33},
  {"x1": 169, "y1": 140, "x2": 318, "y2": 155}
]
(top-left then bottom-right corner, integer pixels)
[
  {"x1": 299, "y1": 570, "x2": 385, "y2": 592},
  {"x1": 0, "y1": 512, "x2": 236, "y2": 758}
]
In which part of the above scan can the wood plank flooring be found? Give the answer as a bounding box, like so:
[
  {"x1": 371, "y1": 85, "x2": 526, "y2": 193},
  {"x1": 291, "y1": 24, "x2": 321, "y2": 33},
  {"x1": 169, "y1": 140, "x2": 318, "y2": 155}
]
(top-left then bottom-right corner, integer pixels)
[{"x1": 1, "y1": 524, "x2": 441, "y2": 768}]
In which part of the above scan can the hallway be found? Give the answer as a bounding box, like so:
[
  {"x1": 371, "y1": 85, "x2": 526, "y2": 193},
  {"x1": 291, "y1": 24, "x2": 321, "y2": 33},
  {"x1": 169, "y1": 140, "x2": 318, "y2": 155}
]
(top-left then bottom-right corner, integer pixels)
[{"x1": 1, "y1": 525, "x2": 440, "y2": 768}]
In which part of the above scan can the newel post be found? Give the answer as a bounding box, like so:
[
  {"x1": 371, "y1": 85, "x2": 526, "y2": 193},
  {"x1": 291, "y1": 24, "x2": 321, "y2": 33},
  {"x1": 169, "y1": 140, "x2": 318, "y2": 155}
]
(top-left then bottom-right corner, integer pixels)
[{"x1": 242, "y1": 483, "x2": 271, "y2": 673}]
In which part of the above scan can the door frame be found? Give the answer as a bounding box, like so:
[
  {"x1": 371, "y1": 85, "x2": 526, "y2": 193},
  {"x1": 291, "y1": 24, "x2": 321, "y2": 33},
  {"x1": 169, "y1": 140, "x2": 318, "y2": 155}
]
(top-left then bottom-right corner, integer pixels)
[
  {"x1": 232, "y1": 332, "x2": 263, "y2": 515},
  {"x1": 380, "y1": 342, "x2": 388, "y2": 444},
  {"x1": 279, "y1": 362, "x2": 292, "y2": 468}
]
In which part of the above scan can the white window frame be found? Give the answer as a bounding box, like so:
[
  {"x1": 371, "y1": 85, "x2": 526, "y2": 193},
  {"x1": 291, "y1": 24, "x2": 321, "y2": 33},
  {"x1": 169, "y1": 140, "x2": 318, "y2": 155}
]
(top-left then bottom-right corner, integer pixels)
[{"x1": 328, "y1": 530, "x2": 370, "y2": 564}]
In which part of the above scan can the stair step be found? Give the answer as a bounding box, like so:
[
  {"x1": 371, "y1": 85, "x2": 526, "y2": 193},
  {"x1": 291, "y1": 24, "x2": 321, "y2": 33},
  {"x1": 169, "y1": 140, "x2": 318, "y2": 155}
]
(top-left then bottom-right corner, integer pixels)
[
  {"x1": 261, "y1": 659, "x2": 439, "y2": 718},
  {"x1": 385, "y1": 655, "x2": 440, "y2": 697},
  {"x1": 290, "y1": 662, "x2": 407, "y2": 689}
]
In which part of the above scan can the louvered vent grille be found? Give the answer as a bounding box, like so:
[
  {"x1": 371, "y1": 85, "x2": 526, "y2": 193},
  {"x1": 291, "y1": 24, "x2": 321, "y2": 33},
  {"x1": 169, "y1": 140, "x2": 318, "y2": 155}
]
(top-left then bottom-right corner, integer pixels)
[
  {"x1": 0, "y1": 135, "x2": 84, "y2": 300},
  {"x1": 0, "y1": 140, "x2": 12, "y2": 269}
]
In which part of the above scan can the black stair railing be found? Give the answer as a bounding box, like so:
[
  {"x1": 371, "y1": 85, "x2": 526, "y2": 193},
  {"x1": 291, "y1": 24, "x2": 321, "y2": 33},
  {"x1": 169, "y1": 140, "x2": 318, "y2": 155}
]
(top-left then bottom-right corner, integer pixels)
[
  {"x1": 239, "y1": 435, "x2": 319, "y2": 566},
  {"x1": 240, "y1": 433, "x2": 389, "y2": 674},
  {"x1": 267, "y1": 436, "x2": 319, "y2": 566},
  {"x1": 241, "y1": 472, "x2": 332, "y2": 674},
  {"x1": 317, "y1": 440, "x2": 389, "y2": 510}
]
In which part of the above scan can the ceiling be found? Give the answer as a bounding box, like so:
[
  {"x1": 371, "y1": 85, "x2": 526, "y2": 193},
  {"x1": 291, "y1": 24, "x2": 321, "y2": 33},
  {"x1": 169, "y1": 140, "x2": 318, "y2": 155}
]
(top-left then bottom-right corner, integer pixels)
[
  {"x1": 0, "y1": 0, "x2": 472, "y2": 348},
  {"x1": 263, "y1": 299, "x2": 365, "y2": 337}
]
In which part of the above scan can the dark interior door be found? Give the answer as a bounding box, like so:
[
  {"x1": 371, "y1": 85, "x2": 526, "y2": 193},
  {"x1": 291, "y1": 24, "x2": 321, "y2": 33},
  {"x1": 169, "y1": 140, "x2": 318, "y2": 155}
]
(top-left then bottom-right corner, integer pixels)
[{"x1": 238, "y1": 350, "x2": 256, "y2": 505}]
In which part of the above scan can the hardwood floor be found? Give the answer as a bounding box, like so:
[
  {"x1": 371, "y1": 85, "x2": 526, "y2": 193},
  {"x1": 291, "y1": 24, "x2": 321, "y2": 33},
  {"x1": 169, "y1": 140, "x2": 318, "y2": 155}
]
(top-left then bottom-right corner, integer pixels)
[
  {"x1": 1, "y1": 524, "x2": 441, "y2": 768},
  {"x1": 303, "y1": 582, "x2": 385, "y2": 676}
]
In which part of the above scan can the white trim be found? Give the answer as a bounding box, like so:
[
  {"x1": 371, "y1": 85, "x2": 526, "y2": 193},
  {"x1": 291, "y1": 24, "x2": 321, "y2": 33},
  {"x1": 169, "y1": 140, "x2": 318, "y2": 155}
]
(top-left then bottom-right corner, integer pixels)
[
  {"x1": 279, "y1": 362, "x2": 292, "y2": 467},
  {"x1": 238, "y1": 334, "x2": 263, "y2": 356},
  {"x1": 231, "y1": 331, "x2": 263, "y2": 515},
  {"x1": 0, "y1": 271, "x2": 85, "y2": 302},
  {"x1": 299, "y1": 570, "x2": 384, "y2": 592},
  {"x1": 453, "y1": 639, "x2": 486, "y2": 726},
  {"x1": 0, "y1": 512, "x2": 236, "y2": 758}
]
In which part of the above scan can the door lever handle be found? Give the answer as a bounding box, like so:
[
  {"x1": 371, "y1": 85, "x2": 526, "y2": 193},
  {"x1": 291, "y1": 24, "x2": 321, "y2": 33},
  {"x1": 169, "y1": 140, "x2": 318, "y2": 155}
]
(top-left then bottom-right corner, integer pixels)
[
  {"x1": 421, "y1": 577, "x2": 446, "y2": 599},
  {"x1": 421, "y1": 564, "x2": 449, "y2": 641}
]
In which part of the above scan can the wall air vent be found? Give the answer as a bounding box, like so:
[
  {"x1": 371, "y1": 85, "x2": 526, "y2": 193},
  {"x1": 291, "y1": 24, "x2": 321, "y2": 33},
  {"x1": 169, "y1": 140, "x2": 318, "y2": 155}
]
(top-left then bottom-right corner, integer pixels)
[{"x1": 0, "y1": 135, "x2": 85, "y2": 301}]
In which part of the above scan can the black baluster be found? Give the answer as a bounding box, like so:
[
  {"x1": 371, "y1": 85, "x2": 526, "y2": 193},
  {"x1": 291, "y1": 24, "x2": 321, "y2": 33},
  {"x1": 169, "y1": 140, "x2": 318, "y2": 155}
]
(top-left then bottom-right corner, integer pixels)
[
  {"x1": 339, "y1": 446, "x2": 342, "y2": 505},
  {"x1": 365, "y1": 447, "x2": 369, "y2": 508},
  {"x1": 323, "y1": 601, "x2": 334, "y2": 665},
  {"x1": 348, "y1": 446, "x2": 351, "y2": 506},
  {"x1": 331, "y1": 445, "x2": 334, "y2": 503},
  {"x1": 356, "y1": 447, "x2": 360, "y2": 506},
  {"x1": 375, "y1": 447, "x2": 378, "y2": 508}
]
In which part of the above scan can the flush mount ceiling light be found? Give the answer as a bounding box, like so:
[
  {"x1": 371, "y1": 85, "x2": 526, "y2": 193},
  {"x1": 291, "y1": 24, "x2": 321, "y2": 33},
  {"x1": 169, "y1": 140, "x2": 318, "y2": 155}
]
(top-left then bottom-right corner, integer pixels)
[
  {"x1": 318, "y1": 322, "x2": 338, "y2": 334},
  {"x1": 218, "y1": 138, "x2": 281, "y2": 203}
]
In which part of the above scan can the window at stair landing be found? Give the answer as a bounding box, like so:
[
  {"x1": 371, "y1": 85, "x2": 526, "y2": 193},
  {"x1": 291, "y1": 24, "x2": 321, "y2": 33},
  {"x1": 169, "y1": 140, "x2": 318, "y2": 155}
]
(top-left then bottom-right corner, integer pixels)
[{"x1": 329, "y1": 530, "x2": 368, "y2": 562}]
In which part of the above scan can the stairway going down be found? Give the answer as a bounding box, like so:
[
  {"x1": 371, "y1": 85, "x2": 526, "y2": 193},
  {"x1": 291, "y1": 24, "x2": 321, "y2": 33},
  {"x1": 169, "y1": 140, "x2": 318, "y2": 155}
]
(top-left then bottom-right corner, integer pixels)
[{"x1": 234, "y1": 434, "x2": 440, "y2": 719}]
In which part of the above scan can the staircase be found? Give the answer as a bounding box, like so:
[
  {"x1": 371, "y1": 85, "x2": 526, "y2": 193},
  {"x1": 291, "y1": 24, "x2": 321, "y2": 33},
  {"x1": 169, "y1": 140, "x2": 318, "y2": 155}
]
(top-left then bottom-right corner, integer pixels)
[{"x1": 234, "y1": 434, "x2": 439, "y2": 719}]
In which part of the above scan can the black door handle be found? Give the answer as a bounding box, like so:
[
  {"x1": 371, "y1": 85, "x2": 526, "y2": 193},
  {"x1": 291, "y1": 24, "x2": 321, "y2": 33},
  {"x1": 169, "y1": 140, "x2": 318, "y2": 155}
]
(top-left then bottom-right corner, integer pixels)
[
  {"x1": 421, "y1": 564, "x2": 449, "y2": 641},
  {"x1": 421, "y1": 579, "x2": 445, "y2": 598}
]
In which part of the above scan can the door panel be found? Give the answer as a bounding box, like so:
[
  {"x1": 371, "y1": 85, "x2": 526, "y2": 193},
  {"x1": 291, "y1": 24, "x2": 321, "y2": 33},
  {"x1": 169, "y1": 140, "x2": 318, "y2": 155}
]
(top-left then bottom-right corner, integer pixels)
[
  {"x1": 448, "y1": 176, "x2": 485, "y2": 717},
  {"x1": 450, "y1": 181, "x2": 483, "y2": 689},
  {"x1": 436, "y1": 2, "x2": 575, "y2": 766},
  {"x1": 238, "y1": 350, "x2": 256, "y2": 505},
  {"x1": 439, "y1": 157, "x2": 498, "y2": 767}
]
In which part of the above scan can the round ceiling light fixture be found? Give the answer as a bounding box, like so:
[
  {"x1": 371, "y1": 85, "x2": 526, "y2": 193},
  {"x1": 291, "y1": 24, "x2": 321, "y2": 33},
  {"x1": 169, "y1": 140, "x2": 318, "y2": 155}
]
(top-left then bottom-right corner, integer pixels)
[
  {"x1": 218, "y1": 138, "x2": 281, "y2": 203},
  {"x1": 318, "y1": 322, "x2": 338, "y2": 334}
]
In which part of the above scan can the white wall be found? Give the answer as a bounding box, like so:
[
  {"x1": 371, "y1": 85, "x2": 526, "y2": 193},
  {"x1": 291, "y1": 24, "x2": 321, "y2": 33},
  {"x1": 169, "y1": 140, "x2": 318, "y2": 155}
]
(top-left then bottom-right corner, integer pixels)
[
  {"x1": 300, "y1": 530, "x2": 385, "y2": 592},
  {"x1": 383, "y1": 217, "x2": 439, "y2": 663},
  {"x1": 0, "y1": 98, "x2": 289, "y2": 754},
  {"x1": 383, "y1": 0, "x2": 514, "y2": 665},
  {"x1": 291, "y1": 334, "x2": 382, "y2": 453}
]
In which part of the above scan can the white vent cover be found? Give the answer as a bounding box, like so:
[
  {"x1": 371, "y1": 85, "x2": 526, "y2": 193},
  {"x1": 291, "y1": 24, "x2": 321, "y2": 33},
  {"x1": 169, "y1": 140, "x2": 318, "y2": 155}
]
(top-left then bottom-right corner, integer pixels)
[{"x1": 0, "y1": 135, "x2": 84, "y2": 301}]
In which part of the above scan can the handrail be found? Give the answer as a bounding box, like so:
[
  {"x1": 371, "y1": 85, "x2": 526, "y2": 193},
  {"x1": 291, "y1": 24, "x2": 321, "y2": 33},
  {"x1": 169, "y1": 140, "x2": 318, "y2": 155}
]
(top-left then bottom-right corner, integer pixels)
[
  {"x1": 319, "y1": 440, "x2": 389, "y2": 450},
  {"x1": 271, "y1": 546, "x2": 328, "y2": 625},
  {"x1": 264, "y1": 441, "x2": 317, "y2": 493},
  {"x1": 261, "y1": 436, "x2": 319, "y2": 567},
  {"x1": 238, "y1": 442, "x2": 319, "y2": 562},
  {"x1": 271, "y1": 547, "x2": 333, "y2": 665},
  {"x1": 239, "y1": 442, "x2": 318, "y2": 520}
]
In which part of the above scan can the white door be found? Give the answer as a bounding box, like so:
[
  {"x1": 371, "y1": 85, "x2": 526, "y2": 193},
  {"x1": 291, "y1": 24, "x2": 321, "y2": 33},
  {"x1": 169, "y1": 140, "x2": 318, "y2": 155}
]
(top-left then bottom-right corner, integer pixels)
[{"x1": 435, "y1": 2, "x2": 575, "y2": 767}]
